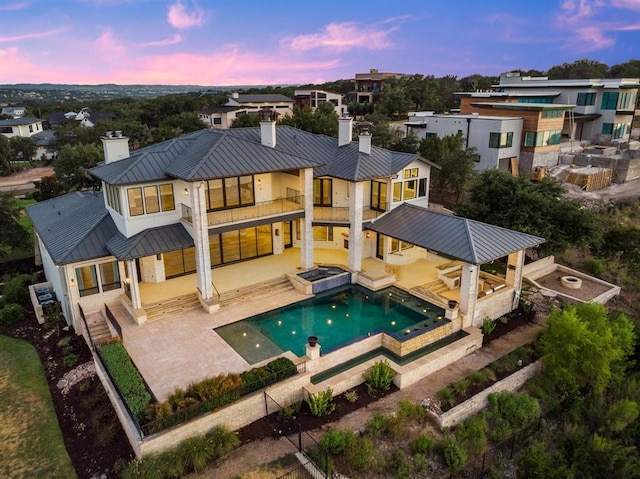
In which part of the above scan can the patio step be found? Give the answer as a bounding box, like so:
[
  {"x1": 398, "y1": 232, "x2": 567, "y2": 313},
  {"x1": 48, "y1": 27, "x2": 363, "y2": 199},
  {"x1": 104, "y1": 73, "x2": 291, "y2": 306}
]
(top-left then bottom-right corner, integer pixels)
[
  {"x1": 218, "y1": 275, "x2": 294, "y2": 308},
  {"x1": 144, "y1": 293, "x2": 201, "y2": 321},
  {"x1": 84, "y1": 311, "x2": 112, "y2": 345},
  {"x1": 422, "y1": 279, "x2": 450, "y2": 294}
]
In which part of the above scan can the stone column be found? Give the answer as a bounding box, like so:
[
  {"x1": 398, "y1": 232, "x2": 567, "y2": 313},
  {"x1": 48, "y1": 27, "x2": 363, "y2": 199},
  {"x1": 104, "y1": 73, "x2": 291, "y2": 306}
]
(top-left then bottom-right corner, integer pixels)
[
  {"x1": 300, "y1": 168, "x2": 314, "y2": 269},
  {"x1": 348, "y1": 181, "x2": 364, "y2": 273},
  {"x1": 459, "y1": 263, "x2": 479, "y2": 328},
  {"x1": 191, "y1": 181, "x2": 213, "y2": 301},
  {"x1": 127, "y1": 259, "x2": 141, "y2": 310},
  {"x1": 506, "y1": 250, "x2": 524, "y2": 289}
]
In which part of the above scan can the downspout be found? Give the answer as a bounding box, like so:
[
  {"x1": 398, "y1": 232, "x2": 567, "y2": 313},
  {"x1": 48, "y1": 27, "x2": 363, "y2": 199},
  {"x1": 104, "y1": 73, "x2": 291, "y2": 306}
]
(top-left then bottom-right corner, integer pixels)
[{"x1": 466, "y1": 118, "x2": 471, "y2": 148}]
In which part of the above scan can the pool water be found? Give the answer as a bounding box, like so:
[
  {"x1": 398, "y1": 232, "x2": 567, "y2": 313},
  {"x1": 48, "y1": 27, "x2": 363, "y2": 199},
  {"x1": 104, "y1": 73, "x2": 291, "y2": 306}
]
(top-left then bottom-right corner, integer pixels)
[{"x1": 215, "y1": 285, "x2": 445, "y2": 364}]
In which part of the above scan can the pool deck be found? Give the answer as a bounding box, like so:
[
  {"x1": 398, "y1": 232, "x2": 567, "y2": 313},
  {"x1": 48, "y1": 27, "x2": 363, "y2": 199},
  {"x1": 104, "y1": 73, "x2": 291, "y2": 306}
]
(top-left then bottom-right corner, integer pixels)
[{"x1": 117, "y1": 248, "x2": 460, "y2": 402}]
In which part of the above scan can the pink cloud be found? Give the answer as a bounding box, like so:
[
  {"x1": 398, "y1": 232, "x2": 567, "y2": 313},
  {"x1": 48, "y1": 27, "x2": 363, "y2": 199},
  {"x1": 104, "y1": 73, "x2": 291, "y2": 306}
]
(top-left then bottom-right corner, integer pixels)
[
  {"x1": 136, "y1": 34, "x2": 183, "y2": 47},
  {"x1": 167, "y1": 1, "x2": 205, "y2": 29},
  {"x1": 282, "y1": 22, "x2": 396, "y2": 52},
  {"x1": 0, "y1": 26, "x2": 69, "y2": 43},
  {"x1": 94, "y1": 29, "x2": 127, "y2": 54},
  {"x1": 610, "y1": 0, "x2": 640, "y2": 9},
  {"x1": 0, "y1": 1, "x2": 29, "y2": 11}
]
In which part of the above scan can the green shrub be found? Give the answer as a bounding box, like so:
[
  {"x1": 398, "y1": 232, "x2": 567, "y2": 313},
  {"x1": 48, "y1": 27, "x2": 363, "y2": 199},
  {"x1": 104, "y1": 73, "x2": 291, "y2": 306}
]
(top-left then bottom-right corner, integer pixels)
[
  {"x1": 319, "y1": 429, "x2": 356, "y2": 455},
  {"x1": 385, "y1": 449, "x2": 413, "y2": 478},
  {"x1": 344, "y1": 389, "x2": 358, "y2": 403},
  {"x1": 436, "y1": 386, "x2": 456, "y2": 408},
  {"x1": 186, "y1": 374, "x2": 243, "y2": 403},
  {"x1": 396, "y1": 398, "x2": 425, "y2": 421},
  {"x1": 306, "y1": 445, "x2": 334, "y2": 476},
  {"x1": 3, "y1": 273, "x2": 36, "y2": 305},
  {"x1": 455, "y1": 414, "x2": 488, "y2": 454},
  {"x1": 468, "y1": 370, "x2": 485, "y2": 386},
  {"x1": 307, "y1": 388, "x2": 335, "y2": 417},
  {"x1": 99, "y1": 342, "x2": 151, "y2": 421},
  {"x1": 440, "y1": 436, "x2": 467, "y2": 474},
  {"x1": 488, "y1": 391, "x2": 541, "y2": 442},
  {"x1": 0, "y1": 302, "x2": 26, "y2": 324},
  {"x1": 413, "y1": 453, "x2": 428, "y2": 473},
  {"x1": 345, "y1": 436, "x2": 380, "y2": 474},
  {"x1": 453, "y1": 378, "x2": 470, "y2": 398},
  {"x1": 584, "y1": 257, "x2": 605, "y2": 277},
  {"x1": 482, "y1": 317, "x2": 496, "y2": 335},
  {"x1": 412, "y1": 433, "x2": 434, "y2": 455},
  {"x1": 121, "y1": 425, "x2": 238, "y2": 479},
  {"x1": 364, "y1": 412, "x2": 389, "y2": 437},
  {"x1": 364, "y1": 360, "x2": 395, "y2": 392},
  {"x1": 480, "y1": 367, "x2": 497, "y2": 383}
]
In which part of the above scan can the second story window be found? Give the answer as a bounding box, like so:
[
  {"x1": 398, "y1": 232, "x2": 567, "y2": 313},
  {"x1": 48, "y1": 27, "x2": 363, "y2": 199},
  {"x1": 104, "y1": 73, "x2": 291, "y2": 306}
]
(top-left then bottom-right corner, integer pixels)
[
  {"x1": 489, "y1": 132, "x2": 514, "y2": 148},
  {"x1": 576, "y1": 92, "x2": 596, "y2": 106},
  {"x1": 127, "y1": 184, "x2": 175, "y2": 217},
  {"x1": 313, "y1": 178, "x2": 332, "y2": 206},
  {"x1": 371, "y1": 180, "x2": 388, "y2": 211},
  {"x1": 601, "y1": 92, "x2": 618, "y2": 110},
  {"x1": 205, "y1": 176, "x2": 254, "y2": 211}
]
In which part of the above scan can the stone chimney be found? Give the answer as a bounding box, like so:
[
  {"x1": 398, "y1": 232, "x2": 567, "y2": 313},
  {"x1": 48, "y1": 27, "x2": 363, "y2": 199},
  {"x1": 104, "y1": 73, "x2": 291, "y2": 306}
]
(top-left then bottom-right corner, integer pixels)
[
  {"x1": 101, "y1": 130, "x2": 130, "y2": 164},
  {"x1": 259, "y1": 108, "x2": 278, "y2": 148},
  {"x1": 338, "y1": 116, "x2": 353, "y2": 147},
  {"x1": 356, "y1": 121, "x2": 373, "y2": 155}
]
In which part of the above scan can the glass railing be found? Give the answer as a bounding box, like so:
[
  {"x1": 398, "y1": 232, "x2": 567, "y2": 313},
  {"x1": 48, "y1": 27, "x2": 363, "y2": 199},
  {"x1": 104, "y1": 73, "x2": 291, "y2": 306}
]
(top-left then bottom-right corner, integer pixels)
[
  {"x1": 313, "y1": 204, "x2": 387, "y2": 222},
  {"x1": 204, "y1": 195, "x2": 305, "y2": 226}
]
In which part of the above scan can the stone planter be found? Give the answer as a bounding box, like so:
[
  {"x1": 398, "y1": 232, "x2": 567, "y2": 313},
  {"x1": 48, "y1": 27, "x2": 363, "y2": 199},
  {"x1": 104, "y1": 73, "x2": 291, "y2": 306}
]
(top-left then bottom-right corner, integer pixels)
[{"x1": 448, "y1": 300, "x2": 458, "y2": 310}]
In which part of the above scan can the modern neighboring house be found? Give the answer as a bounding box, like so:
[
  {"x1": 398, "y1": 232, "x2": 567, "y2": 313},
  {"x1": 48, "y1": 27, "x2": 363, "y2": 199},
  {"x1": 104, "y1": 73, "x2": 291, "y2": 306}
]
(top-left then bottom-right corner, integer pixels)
[
  {"x1": 0, "y1": 117, "x2": 44, "y2": 138},
  {"x1": 352, "y1": 68, "x2": 403, "y2": 104},
  {"x1": 226, "y1": 93, "x2": 295, "y2": 117},
  {"x1": 456, "y1": 92, "x2": 574, "y2": 174},
  {"x1": 294, "y1": 89, "x2": 347, "y2": 117},
  {"x1": 496, "y1": 72, "x2": 640, "y2": 143},
  {"x1": 197, "y1": 106, "x2": 248, "y2": 129},
  {"x1": 27, "y1": 113, "x2": 545, "y2": 342},
  {"x1": 1, "y1": 106, "x2": 26, "y2": 118},
  {"x1": 49, "y1": 109, "x2": 116, "y2": 127},
  {"x1": 405, "y1": 111, "x2": 523, "y2": 173}
]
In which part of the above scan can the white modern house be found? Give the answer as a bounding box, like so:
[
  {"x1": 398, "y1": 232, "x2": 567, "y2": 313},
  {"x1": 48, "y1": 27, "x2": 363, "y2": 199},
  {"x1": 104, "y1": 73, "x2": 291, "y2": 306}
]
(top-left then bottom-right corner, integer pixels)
[
  {"x1": 497, "y1": 72, "x2": 640, "y2": 143},
  {"x1": 226, "y1": 93, "x2": 295, "y2": 117},
  {"x1": 197, "y1": 106, "x2": 248, "y2": 129},
  {"x1": 0, "y1": 117, "x2": 44, "y2": 138},
  {"x1": 405, "y1": 111, "x2": 523, "y2": 173},
  {"x1": 294, "y1": 89, "x2": 347, "y2": 117}
]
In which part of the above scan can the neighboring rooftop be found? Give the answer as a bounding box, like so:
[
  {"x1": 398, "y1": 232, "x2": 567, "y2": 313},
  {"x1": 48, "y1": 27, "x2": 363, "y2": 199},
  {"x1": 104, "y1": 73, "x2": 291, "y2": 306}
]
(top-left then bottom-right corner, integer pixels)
[
  {"x1": 497, "y1": 72, "x2": 640, "y2": 88},
  {"x1": 231, "y1": 94, "x2": 293, "y2": 103}
]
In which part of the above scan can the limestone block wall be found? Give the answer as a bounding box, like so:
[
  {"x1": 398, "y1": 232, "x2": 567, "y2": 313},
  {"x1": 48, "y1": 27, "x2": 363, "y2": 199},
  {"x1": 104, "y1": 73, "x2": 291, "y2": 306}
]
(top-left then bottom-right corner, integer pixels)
[
  {"x1": 430, "y1": 361, "x2": 542, "y2": 429},
  {"x1": 381, "y1": 321, "x2": 454, "y2": 356},
  {"x1": 472, "y1": 288, "x2": 514, "y2": 326}
]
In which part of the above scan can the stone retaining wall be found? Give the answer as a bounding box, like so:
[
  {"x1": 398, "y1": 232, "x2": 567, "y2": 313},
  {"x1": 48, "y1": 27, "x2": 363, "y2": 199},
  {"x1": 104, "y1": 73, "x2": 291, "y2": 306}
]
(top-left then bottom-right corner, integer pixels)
[{"x1": 428, "y1": 361, "x2": 542, "y2": 429}]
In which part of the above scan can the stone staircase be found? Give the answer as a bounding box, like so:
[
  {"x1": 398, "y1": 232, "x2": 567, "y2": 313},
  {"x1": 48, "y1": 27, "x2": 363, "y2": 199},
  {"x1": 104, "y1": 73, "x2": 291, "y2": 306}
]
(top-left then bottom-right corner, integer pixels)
[
  {"x1": 144, "y1": 293, "x2": 201, "y2": 322},
  {"x1": 84, "y1": 310, "x2": 112, "y2": 345},
  {"x1": 419, "y1": 279, "x2": 449, "y2": 295},
  {"x1": 218, "y1": 275, "x2": 295, "y2": 308},
  {"x1": 410, "y1": 280, "x2": 449, "y2": 308}
]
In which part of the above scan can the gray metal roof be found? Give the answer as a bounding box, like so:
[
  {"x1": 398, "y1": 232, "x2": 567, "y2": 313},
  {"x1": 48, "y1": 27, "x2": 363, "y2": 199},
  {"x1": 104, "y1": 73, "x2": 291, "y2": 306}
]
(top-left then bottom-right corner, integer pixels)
[
  {"x1": 0, "y1": 117, "x2": 41, "y2": 126},
  {"x1": 106, "y1": 224, "x2": 194, "y2": 260},
  {"x1": 235, "y1": 94, "x2": 293, "y2": 103},
  {"x1": 366, "y1": 203, "x2": 545, "y2": 264},
  {"x1": 25, "y1": 191, "x2": 118, "y2": 265},
  {"x1": 469, "y1": 102, "x2": 575, "y2": 111},
  {"x1": 199, "y1": 106, "x2": 246, "y2": 114},
  {"x1": 90, "y1": 128, "x2": 323, "y2": 185}
]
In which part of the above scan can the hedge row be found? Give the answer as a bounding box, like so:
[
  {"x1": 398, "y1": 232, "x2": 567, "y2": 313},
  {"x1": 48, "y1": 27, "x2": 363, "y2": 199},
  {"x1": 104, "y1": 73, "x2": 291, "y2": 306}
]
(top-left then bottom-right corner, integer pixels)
[
  {"x1": 98, "y1": 341, "x2": 151, "y2": 421},
  {"x1": 144, "y1": 356, "x2": 297, "y2": 434}
]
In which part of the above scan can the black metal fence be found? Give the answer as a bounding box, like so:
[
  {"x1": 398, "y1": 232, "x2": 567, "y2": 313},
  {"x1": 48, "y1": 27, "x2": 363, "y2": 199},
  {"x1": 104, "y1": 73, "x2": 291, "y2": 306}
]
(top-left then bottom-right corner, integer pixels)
[
  {"x1": 276, "y1": 461, "x2": 314, "y2": 479},
  {"x1": 104, "y1": 303, "x2": 122, "y2": 339},
  {"x1": 265, "y1": 392, "x2": 334, "y2": 478}
]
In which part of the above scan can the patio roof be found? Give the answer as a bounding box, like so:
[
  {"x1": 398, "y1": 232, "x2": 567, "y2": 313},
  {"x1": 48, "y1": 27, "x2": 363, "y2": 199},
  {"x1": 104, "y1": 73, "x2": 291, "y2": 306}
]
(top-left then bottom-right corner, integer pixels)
[
  {"x1": 366, "y1": 203, "x2": 545, "y2": 264},
  {"x1": 106, "y1": 224, "x2": 195, "y2": 260}
]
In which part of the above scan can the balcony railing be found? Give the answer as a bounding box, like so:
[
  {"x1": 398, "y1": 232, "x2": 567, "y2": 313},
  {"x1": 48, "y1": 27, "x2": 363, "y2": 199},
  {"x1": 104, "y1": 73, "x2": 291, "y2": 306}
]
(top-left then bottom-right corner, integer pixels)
[
  {"x1": 313, "y1": 204, "x2": 387, "y2": 222},
  {"x1": 180, "y1": 195, "x2": 305, "y2": 226}
]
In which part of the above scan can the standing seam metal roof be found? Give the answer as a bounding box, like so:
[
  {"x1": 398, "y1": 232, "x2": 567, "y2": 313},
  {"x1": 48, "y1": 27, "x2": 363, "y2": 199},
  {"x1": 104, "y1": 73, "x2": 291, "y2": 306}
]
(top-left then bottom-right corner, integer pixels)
[{"x1": 366, "y1": 203, "x2": 545, "y2": 264}]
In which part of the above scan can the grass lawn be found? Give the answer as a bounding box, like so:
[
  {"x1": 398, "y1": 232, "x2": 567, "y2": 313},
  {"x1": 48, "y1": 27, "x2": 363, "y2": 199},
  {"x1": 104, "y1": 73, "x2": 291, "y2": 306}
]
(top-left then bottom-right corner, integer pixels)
[{"x1": 0, "y1": 335, "x2": 77, "y2": 479}]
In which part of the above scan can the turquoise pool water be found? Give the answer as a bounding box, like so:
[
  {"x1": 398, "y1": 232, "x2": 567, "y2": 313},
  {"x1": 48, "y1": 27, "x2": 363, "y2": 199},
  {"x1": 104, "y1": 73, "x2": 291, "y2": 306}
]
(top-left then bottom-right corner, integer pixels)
[{"x1": 215, "y1": 285, "x2": 445, "y2": 364}]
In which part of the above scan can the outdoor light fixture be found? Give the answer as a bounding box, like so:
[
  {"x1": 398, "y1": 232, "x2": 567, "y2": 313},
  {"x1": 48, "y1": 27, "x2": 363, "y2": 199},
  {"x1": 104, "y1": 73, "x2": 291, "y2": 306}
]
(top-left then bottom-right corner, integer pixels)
[
  {"x1": 184, "y1": 188, "x2": 189, "y2": 196},
  {"x1": 69, "y1": 278, "x2": 76, "y2": 287},
  {"x1": 366, "y1": 232, "x2": 371, "y2": 238}
]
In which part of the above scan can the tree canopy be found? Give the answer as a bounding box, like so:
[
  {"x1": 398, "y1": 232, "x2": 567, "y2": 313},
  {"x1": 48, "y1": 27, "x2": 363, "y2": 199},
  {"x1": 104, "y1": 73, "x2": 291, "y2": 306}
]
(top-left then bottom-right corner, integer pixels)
[
  {"x1": 455, "y1": 169, "x2": 602, "y2": 255},
  {"x1": 0, "y1": 192, "x2": 31, "y2": 258},
  {"x1": 53, "y1": 143, "x2": 103, "y2": 191}
]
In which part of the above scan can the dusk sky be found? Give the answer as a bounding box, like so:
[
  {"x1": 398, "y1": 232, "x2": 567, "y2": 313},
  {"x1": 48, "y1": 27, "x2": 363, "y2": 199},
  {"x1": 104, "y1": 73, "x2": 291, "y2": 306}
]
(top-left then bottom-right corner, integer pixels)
[{"x1": 1, "y1": 0, "x2": 639, "y2": 86}]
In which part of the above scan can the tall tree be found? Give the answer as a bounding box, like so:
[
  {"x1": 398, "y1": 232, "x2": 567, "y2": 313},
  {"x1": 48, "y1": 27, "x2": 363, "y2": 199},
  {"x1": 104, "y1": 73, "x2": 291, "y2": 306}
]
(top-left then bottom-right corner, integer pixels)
[
  {"x1": 455, "y1": 169, "x2": 602, "y2": 255},
  {"x1": 547, "y1": 59, "x2": 609, "y2": 79},
  {"x1": 9, "y1": 136, "x2": 37, "y2": 165},
  {"x1": 0, "y1": 192, "x2": 30, "y2": 258},
  {"x1": 53, "y1": 143, "x2": 103, "y2": 191},
  {"x1": 230, "y1": 114, "x2": 260, "y2": 128},
  {"x1": 0, "y1": 135, "x2": 11, "y2": 175}
]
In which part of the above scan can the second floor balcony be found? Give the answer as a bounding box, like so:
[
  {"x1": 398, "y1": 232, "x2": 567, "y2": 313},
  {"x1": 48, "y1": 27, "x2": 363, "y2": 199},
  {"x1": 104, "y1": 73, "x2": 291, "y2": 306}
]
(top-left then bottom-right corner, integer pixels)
[
  {"x1": 181, "y1": 195, "x2": 305, "y2": 227},
  {"x1": 313, "y1": 204, "x2": 387, "y2": 223}
]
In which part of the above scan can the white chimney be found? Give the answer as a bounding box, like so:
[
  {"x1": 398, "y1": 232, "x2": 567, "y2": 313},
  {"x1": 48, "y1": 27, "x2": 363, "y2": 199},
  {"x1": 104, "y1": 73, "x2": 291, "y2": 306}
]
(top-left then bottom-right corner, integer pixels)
[
  {"x1": 232, "y1": 91, "x2": 239, "y2": 99},
  {"x1": 359, "y1": 131, "x2": 372, "y2": 154},
  {"x1": 259, "y1": 108, "x2": 277, "y2": 148},
  {"x1": 338, "y1": 116, "x2": 353, "y2": 146},
  {"x1": 101, "y1": 131, "x2": 130, "y2": 164}
]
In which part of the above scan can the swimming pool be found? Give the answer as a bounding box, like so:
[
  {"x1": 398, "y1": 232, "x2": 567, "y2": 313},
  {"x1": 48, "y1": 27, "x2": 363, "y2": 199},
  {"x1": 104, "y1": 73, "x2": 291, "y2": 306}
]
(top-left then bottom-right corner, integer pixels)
[{"x1": 215, "y1": 284, "x2": 445, "y2": 364}]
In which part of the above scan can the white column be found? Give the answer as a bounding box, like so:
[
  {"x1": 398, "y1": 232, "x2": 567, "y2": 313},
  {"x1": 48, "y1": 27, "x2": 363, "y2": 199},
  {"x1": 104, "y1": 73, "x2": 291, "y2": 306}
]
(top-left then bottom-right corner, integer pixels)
[
  {"x1": 506, "y1": 250, "x2": 524, "y2": 289},
  {"x1": 300, "y1": 168, "x2": 314, "y2": 269},
  {"x1": 459, "y1": 263, "x2": 479, "y2": 328},
  {"x1": 127, "y1": 260, "x2": 141, "y2": 309},
  {"x1": 191, "y1": 182, "x2": 213, "y2": 300},
  {"x1": 348, "y1": 181, "x2": 364, "y2": 272}
]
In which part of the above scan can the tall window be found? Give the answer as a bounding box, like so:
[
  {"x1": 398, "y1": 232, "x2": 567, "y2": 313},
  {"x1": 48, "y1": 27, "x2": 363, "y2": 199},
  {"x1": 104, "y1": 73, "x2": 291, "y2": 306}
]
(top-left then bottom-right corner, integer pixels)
[
  {"x1": 75, "y1": 265, "x2": 99, "y2": 297},
  {"x1": 601, "y1": 92, "x2": 618, "y2": 110},
  {"x1": 99, "y1": 262, "x2": 121, "y2": 292},
  {"x1": 313, "y1": 226, "x2": 334, "y2": 241},
  {"x1": 370, "y1": 180, "x2": 388, "y2": 211},
  {"x1": 313, "y1": 178, "x2": 332, "y2": 206},
  {"x1": 127, "y1": 184, "x2": 175, "y2": 217},
  {"x1": 576, "y1": 92, "x2": 596, "y2": 106},
  {"x1": 489, "y1": 132, "x2": 513, "y2": 148},
  {"x1": 205, "y1": 176, "x2": 254, "y2": 211}
]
